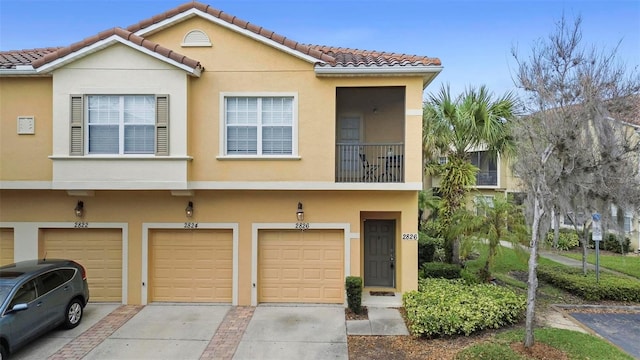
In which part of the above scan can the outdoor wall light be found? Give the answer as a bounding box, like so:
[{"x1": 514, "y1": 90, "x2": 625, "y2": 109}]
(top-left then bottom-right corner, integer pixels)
[
  {"x1": 296, "y1": 202, "x2": 304, "y2": 222},
  {"x1": 74, "y1": 201, "x2": 84, "y2": 217},
  {"x1": 185, "y1": 201, "x2": 194, "y2": 217}
]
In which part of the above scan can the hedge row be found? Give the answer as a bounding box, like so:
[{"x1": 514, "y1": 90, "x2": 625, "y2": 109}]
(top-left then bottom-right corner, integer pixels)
[
  {"x1": 419, "y1": 262, "x2": 461, "y2": 279},
  {"x1": 403, "y1": 278, "x2": 525, "y2": 337},
  {"x1": 538, "y1": 265, "x2": 640, "y2": 302}
]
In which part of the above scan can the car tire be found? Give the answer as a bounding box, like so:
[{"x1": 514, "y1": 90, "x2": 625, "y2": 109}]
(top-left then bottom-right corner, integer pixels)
[
  {"x1": 0, "y1": 342, "x2": 7, "y2": 360},
  {"x1": 63, "y1": 298, "x2": 83, "y2": 329}
]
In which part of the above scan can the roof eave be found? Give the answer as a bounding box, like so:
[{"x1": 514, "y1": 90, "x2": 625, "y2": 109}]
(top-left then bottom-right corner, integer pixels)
[
  {"x1": 314, "y1": 65, "x2": 443, "y2": 87},
  {"x1": 34, "y1": 35, "x2": 202, "y2": 77},
  {"x1": 132, "y1": 8, "x2": 327, "y2": 66},
  {"x1": 0, "y1": 67, "x2": 47, "y2": 76}
]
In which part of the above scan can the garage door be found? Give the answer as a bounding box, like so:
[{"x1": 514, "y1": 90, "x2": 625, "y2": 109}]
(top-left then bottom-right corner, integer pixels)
[
  {"x1": 0, "y1": 228, "x2": 14, "y2": 266},
  {"x1": 40, "y1": 229, "x2": 122, "y2": 302},
  {"x1": 149, "y1": 229, "x2": 232, "y2": 303},
  {"x1": 259, "y1": 230, "x2": 344, "y2": 304}
]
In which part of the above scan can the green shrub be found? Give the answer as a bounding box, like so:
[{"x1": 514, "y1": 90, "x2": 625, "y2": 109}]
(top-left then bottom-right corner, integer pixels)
[
  {"x1": 418, "y1": 232, "x2": 442, "y2": 266},
  {"x1": 419, "y1": 262, "x2": 461, "y2": 279},
  {"x1": 460, "y1": 268, "x2": 480, "y2": 284},
  {"x1": 538, "y1": 265, "x2": 640, "y2": 302},
  {"x1": 589, "y1": 233, "x2": 631, "y2": 254},
  {"x1": 545, "y1": 229, "x2": 579, "y2": 250},
  {"x1": 345, "y1": 276, "x2": 363, "y2": 314},
  {"x1": 403, "y1": 278, "x2": 525, "y2": 337}
]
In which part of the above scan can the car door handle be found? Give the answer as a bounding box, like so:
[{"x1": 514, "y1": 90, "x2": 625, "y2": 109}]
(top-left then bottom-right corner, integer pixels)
[
  {"x1": 36, "y1": 301, "x2": 43, "y2": 307},
  {"x1": 63, "y1": 285, "x2": 70, "y2": 291}
]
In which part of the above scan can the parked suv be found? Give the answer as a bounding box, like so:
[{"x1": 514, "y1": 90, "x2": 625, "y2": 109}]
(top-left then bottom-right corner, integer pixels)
[{"x1": 0, "y1": 259, "x2": 90, "y2": 359}]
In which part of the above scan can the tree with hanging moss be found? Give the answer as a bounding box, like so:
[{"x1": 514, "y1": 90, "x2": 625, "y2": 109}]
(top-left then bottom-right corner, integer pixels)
[{"x1": 511, "y1": 14, "x2": 640, "y2": 349}]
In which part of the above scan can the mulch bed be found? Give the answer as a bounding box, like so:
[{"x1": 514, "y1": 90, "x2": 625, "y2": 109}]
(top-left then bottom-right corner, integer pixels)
[
  {"x1": 345, "y1": 306, "x2": 368, "y2": 320},
  {"x1": 510, "y1": 342, "x2": 569, "y2": 360}
]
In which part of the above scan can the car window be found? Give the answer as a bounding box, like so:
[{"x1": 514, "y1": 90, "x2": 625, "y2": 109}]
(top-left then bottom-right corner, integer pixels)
[
  {"x1": 39, "y1": 269, "x2": 72, "y2": 294},
  {"x1": 0, "y1": 284, "x2": 12, "y2": 305},
  {"x1": 9, "y1": 280, "x2": 37, "y2": 307}
]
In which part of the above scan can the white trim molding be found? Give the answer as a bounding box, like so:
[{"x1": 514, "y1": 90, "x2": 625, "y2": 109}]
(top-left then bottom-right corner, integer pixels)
[
  {"x1": 35, "y1": 35, "x2": 201, "y2": 76},
  {"x1": 140, "y1": 222, "x2": 239, "y2": 306},
  {"x1": 134, "y1": 9, "x2": 324, "y2": 66},
  {"x1": 250, "y1": 222, "x2": 351, "y2": 306}
]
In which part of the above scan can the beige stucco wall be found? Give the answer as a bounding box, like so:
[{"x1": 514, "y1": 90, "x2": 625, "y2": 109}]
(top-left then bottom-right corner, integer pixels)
[
  {"x1": 0, "y1": 77, "x2": 53, "y2": 180},
  {"x1": 0, "y1": 14, "x2": 427, "y2": 305},
  {"x1": 0, "y1": 189, "x2": 418, "y2": 305}
]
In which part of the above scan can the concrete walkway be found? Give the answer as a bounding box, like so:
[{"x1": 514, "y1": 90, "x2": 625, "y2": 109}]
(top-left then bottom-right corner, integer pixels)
[{"x1": 346, "y1": 307, "x2": 409, "y2": 335}]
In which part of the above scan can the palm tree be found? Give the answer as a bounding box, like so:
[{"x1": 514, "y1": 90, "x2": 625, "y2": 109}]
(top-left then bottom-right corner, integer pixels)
[
  {"x1": 423, "y1": 84, "x2": 519, "y2": 263},
  {"x1": 449, "y1": 195, "x2": 528, "y2": 281}
]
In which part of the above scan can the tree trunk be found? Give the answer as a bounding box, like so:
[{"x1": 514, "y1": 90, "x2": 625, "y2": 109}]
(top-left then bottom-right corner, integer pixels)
[
  {"x1": 525, "y1": 195, "x2": 544, "y2": 348},
  {"x1": 552, "y1": 209, "x2": 560, "y2": 249},
  {"x1": 581, "y1": 225, "x2": 589, "y2": 275}
]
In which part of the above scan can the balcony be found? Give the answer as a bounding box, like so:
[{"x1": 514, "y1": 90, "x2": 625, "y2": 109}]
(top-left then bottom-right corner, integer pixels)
[
  {"x1": 476, "y1": 170, "x2": 497, "y2": 186},
  {"x1": 336, "y1": 143, "x2": 404, "y2": 183}
]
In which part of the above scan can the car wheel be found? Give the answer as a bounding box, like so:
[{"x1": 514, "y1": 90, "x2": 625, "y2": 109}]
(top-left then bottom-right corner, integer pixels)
[
  {"x1": 0, "y1": 342, "x2": 7, "y2": 360},
  {"x1": 63, "y1": 299, "x2": 83, "y2": 329}
]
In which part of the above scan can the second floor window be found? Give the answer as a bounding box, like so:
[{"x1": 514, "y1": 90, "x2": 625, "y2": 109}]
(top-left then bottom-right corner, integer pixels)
[
  {"x1": 87, "y1": 95, "x2": 155, "y2": 154},
  {"x1": 225, "y1": 96, "x2": 293, "y2": 155}
]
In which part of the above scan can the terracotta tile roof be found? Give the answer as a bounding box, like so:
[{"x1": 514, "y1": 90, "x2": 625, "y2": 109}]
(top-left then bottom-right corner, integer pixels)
[
  {"x1": 29, "y1": 27, "x2": 202, "y2": 71},
  {"x1": 1, "y1": 1, "x2": 440, "y2": 71},
  {"x1": 308, "y1": 45, "x2": 441, "y2": 67},
  {"x1": 125, "y1": 1, "x2": 440, "y2": 68},
  {"x1": 0, "y1": 47, "x2": 61, "y2": 69},
  {"x1": 126, "y1": 1, "x2": 337, "y2": 65}
]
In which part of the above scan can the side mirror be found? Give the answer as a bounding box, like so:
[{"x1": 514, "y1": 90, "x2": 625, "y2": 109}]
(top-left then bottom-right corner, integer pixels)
[{"x1": 9, "y1": 303, "x2": 28, "y2": 313}]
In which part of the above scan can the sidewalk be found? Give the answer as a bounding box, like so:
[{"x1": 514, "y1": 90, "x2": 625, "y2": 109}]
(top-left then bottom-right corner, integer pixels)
[{"x1": 499, "y1": 240, "x2": 630, "y2": 276}]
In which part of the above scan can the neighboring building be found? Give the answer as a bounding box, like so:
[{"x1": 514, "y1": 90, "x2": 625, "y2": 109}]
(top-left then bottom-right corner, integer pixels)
[
  {"x1": 0, "y1": 2, "x2": 442, "y2": 305},
  {"x1": 425, "y1": 150, "x2": 524, "y2": 213}
]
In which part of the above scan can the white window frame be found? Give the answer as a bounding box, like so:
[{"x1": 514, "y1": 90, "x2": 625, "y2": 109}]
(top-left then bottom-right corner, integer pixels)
[
  {"x1": 85, "y1": 95, "x2": 156, "y2": 156},
  {"x1": 218, "y1": 92, "x2": 299, "y2": 159},
  {"x1": 474, "y1": 195, "x2": 494, "y2": 216}
]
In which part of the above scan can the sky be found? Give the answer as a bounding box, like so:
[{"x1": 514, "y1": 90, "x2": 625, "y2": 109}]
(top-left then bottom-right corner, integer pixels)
[{"x1": 1, "y1": 0, "x2": 639, "y2": 98}]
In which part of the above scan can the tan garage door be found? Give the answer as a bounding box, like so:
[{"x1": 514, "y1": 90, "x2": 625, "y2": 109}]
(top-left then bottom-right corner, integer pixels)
[
  {"x1": 0, "y1": 228, "x2": 14, "y2": 266},
  {"x1": 149, "y1": 229, "x2": 233, "y2": 303},
  {"x1": 40, "y1": 229, "x2": 122, "y2": 302},
  {"x1": 259, "y1": 230, "x2": 344, "y2": 304}
]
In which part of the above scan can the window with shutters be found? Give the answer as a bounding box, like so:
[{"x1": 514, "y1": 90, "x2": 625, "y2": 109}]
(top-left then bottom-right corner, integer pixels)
[
  {"x1": 69, "y1": 95, "x2": 169, "y2": 156},
  {"x1": 223, "y1": 95, "x2": 296, "y2": 156}
]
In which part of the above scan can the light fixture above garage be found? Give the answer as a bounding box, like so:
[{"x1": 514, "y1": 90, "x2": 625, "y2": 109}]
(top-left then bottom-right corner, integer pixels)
[
  {"x1": 74, "y1": 201, "x2": 84, "y2": 217},
  {"x1": 296, "y1": 202, "x2": 304, "y2": 221},
  {"x1": 185, "y1": 201, "x2": 194, "y2": 217}
]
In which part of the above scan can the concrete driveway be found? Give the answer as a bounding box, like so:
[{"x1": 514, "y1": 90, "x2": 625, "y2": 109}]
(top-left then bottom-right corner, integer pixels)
[
  {"x1": 83, "y1": 304, "x2": 231, "y2": 360},
  {"x1": 10, "y1": 303, "x2": 119, "y2": 360},
  {"x1": 10, "y1": 303, "x2": 348, "y2": 359},
  {"x1": 233, "y1": 306, "x2": 347, "y2": 360}
]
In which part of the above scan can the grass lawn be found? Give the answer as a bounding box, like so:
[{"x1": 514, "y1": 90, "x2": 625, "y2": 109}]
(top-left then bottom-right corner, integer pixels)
[
  {"x1": 560, "y1": 252, "x2": 640, "y2": 278},
  {"x1": 464, "y1": 242, "x2": 561, "y2": 287},
  {"x1": 456, "y1": 328, "x2": 634, "y2": 360}
]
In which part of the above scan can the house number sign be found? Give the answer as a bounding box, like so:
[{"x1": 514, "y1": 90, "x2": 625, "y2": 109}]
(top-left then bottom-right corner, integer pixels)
[
  {"x1": 184, "y1": 222, "x2": 198, "y2": 229},
  {"x1": 295, "y1": 222, "x2": 310, "y2": 230},
  {"x1": 402, "y1": 233, "x2": 418, "y2": 240}
]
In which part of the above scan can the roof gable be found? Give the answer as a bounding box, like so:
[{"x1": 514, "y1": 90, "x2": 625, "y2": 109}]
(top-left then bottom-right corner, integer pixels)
[
  {"x1": 1, "y1": 1, "x2": 441, "y2": 80},
  {"x1": 31, "y1": 27, "x2": 202, "y2": 76}
]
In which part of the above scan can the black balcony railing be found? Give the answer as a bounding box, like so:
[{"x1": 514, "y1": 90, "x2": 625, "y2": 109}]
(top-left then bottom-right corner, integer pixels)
[
  {"x1": 476, "y1": 171, "x2": 497, "y2": 186},
  {"x1": 336, "y1": 143, "x2": 404, "y2": 183}
]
